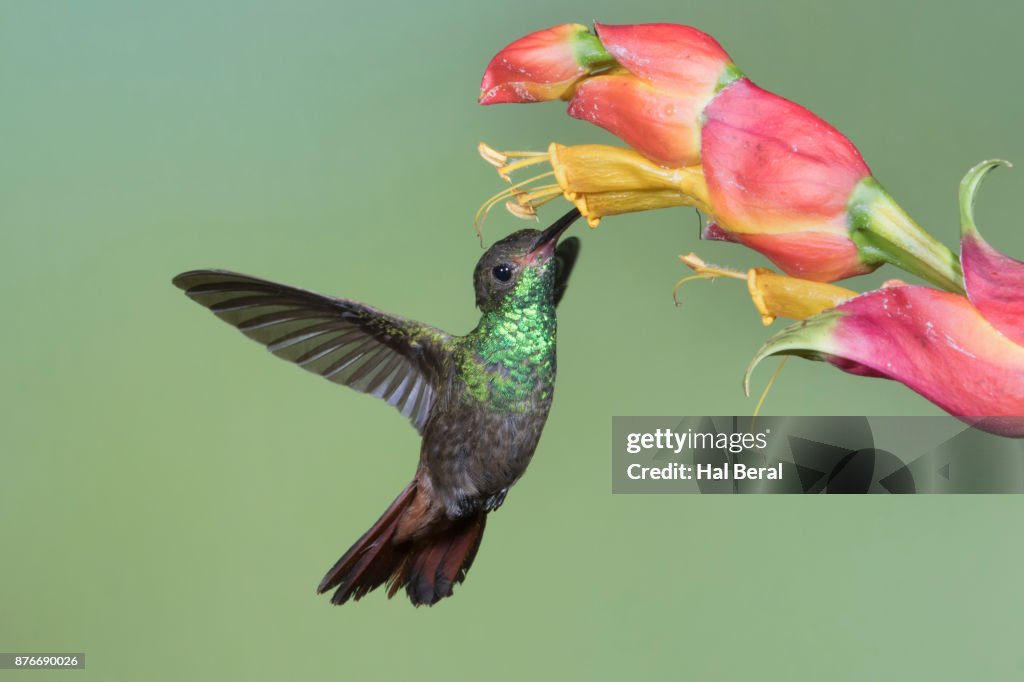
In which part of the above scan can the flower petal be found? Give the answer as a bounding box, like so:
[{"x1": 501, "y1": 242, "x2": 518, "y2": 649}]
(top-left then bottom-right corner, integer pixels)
[
  {"x1": 718, "y1": 229, "x2": 878, "y2": 282},
  {"x1": 479, "y1": 24, "x2": 611, "y2": 104},
  {"x1": 593, "y1": 22, "x2": 736, "y2": 93},
  {"x1": 702, "y1": 78, "x2": 870, "y2": 234},
  {"x1": 959, "y1": 159, "x2": 1024, "y2": 345},
  {"x1": 567, "y1": 74, "x2": 703, "y2": 166},
  {"x1": 746, "y1": 284, "x2": 1024, "y2": 436}
]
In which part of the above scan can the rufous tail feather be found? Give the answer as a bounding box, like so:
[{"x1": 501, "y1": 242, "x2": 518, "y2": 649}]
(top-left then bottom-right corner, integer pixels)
[{"x1": 317, "y1": 482, "x2": 486, "y2": 606}]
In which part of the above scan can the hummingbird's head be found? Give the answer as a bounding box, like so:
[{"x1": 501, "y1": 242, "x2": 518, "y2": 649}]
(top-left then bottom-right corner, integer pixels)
[{"x1": 473, "y1": 209, "x2": 581, "y2": 311}]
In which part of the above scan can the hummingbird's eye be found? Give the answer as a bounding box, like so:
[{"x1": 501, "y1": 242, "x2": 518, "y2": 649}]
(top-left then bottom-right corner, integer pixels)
[{"x1": 492, "y1": 264, "x2": 514, "y2": 283}]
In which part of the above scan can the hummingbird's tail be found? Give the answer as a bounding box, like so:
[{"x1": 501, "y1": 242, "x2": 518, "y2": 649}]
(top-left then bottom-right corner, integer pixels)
[{"x1": 316, "y1": 481, "x2": 487, "y2": 607}]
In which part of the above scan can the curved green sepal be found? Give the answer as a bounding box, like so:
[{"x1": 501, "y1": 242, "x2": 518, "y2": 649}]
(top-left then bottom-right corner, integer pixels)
[
  {"x1": 960, "y1": 159, "x2": 1012, "y2": 238},
  {"x1": 743, "y1": 311, "x2": 844, "y2": 397}
]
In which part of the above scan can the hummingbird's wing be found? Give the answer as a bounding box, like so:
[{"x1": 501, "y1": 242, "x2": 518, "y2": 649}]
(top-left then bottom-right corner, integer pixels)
[
  {"x1": 553, "y1": 237, "x2": 580, "y2": 308},
  {"x1": 172, "y1": 270, "x2": 450, "y2": 434}
]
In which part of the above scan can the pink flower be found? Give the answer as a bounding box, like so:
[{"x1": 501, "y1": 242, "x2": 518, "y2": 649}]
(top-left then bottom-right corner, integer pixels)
[
  {"x1": 479, "y1": 24, "x2": 613, "y2": 105},
  {"x1": 745, "y1": 162, "x2": 1024, "y2": 435},
  {"x1": 481, "y1": 22, "x2": 734, "y2": 166},
  {"x1": 479, "y1": 22, "x2": 963, "y2": 291}
]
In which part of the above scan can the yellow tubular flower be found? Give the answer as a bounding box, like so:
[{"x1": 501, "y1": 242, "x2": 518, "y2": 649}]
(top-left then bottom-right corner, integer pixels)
[
  {"x1": 678, "y1": 254, "x2": 857, "y2": 325},
  {"x1": 477, "y1": 142, "x2": 709, "y2": 230}
]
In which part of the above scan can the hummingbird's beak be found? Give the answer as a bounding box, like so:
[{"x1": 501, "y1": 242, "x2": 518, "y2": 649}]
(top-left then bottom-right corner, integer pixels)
[{"x1": 527, "y1": 208, "x2": 581, "y2": 261}]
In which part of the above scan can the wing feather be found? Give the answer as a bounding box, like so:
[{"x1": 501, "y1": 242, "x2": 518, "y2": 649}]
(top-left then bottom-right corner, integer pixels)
[{"x1": 172, "y1": 269, "x2": 450, "y2": 434}]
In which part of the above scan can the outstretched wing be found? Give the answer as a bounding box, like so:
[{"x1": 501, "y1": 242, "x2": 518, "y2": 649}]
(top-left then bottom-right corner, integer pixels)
[
  {"x1": 172, "y1": 270, "x2": 450, "y2": 434},
  {"x1": 553, "y1": 237, "x2": 581, "y2": 308}
]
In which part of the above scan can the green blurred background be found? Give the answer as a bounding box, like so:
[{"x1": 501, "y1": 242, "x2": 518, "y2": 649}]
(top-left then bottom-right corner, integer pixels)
[{"x1": 3, "y1": 1, "x2": 1023, "y2": 679}]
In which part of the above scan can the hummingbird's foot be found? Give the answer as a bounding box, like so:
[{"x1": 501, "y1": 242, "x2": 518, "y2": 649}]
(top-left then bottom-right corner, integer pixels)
[{"x1": 482, "y1": 488, "x2": 508, "y2": 512}]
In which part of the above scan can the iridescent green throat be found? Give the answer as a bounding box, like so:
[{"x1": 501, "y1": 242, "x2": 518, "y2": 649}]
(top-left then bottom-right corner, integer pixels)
[{"x1": 457, "y1": 265, "x2": 557, "y2": 409}]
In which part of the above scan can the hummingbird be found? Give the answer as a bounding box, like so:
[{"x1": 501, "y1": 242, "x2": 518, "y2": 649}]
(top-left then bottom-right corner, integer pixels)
[{"x1": 172, "y1": 208, "x2": 582, "y2": 606}]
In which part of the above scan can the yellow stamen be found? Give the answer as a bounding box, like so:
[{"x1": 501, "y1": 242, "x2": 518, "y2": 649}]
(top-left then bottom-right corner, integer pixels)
[
  {"x1": 473, "y1": 170, "x2": 556, "y2": 240},
  {"x1": 513, "y1": 184, "x2": 563, "y2": 206},
  {"x1": 671, "y1": 275, "x2": 712, "y2": 307},
  {"x1": 497, "y1": 154, "x2": 552, "y2": 181},
  {"x1": 505, "y1": 201, "x2": 538, "y2": 220},
  {"x1": 478, "y1": 142, "x2": 550, "y2": 176},
  {"x1": 672, "y1": 254, "x2": 747, "y2": 306},
  {"x1": 679, "y1": 253, "x2": 747, "y2": 280},
  {"x1": 478, "y1": 142, "x2": 507, "y2": 168},
  {"x1": 525, "y1": 192, "x2": 563, "y2": 210}
]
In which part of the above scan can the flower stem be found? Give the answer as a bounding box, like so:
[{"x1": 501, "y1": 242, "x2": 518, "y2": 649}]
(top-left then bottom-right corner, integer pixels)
[{"x1": 847, "y1": 178, "x2": 964, "y2": 293}]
